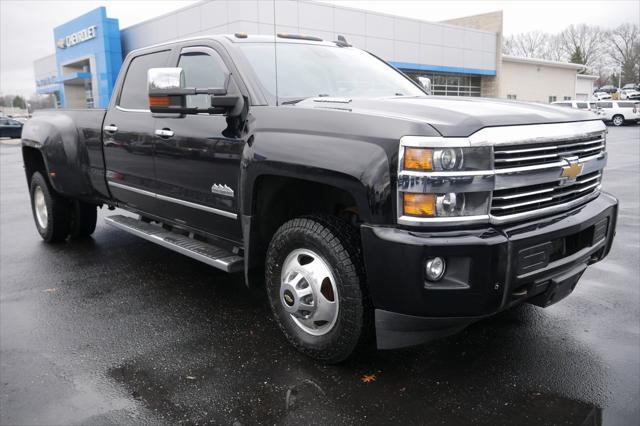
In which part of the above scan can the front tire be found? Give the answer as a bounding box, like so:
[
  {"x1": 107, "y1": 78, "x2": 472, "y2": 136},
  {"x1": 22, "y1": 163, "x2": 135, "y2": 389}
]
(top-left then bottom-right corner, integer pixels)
[
  {"x1": 29, "y1": 172, "x2": 71, "y2": 243},
  {"x1": 612, "y1": 115, "x2": 624, "y2": 126},
  {"x1": 265, "y1": 216, "x2": 371, "y2": 363}
]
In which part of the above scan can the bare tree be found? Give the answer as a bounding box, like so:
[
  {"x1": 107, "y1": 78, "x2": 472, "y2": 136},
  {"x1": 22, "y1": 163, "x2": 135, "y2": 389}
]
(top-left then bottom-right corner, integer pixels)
[
  {"x1": 558, "y1": 24, "x2": 605, "y2": 69},
  {"x1": 503, "y1": 31, "x2": 568, "y2": 62},
  {"x1": 607, "y1": 24, "x2": 640, "y2": 84},
  {"x1": 545, "y1": 34, "x2": 568, "y2": 62},
  {"x1": 503, "y1": 31, "x2": 551, "y2": 58}
]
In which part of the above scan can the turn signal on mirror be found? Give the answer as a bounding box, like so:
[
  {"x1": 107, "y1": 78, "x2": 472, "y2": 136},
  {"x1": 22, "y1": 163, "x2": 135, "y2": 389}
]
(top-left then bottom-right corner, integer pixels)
[{"x1": 149, "y1": 96, "x2": 170, "y2": 107}]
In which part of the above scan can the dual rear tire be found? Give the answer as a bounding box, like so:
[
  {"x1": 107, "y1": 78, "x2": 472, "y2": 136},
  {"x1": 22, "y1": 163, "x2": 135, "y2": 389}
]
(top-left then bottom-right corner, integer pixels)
[{"x1": 29, "y1": 171, "x2": 97, "y2": 243}]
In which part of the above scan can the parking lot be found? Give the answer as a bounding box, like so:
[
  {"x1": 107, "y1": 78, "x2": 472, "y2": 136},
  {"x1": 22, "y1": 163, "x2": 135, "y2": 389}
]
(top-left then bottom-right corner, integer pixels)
[{"x1": 1, "y1": 126, "x2": 638, "y2": 425}]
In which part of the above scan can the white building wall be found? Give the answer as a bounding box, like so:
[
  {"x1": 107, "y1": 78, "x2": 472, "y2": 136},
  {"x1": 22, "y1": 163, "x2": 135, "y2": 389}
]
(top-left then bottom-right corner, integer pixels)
[
  {"x1": 120, "y1": 0, "x2": 497, "y2": 74},
  {"x1": 576, "y1": 75, "x2": 597, "y2": 100},
  {"x1": 501, "y1": 58, "x2": 580, "y2": 103}
]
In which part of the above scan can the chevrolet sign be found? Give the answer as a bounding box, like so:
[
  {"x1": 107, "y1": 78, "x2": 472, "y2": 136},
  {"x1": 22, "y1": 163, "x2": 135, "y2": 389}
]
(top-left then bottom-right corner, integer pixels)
[{"x1": 56, "y1": 25, "x2": 97, "y2": 49}]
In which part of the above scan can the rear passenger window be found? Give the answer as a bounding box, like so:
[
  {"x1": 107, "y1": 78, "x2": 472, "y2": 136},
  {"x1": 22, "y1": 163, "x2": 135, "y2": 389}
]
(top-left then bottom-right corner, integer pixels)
[
  {"x1": 119, "y1": 50, "x2": 170, "y2": 110},
  {"x1": 576, "y1": 103, "x2": 588, "y2": 109},
  {"x1": 597, "y1": 102, "x2": 613, "y2": 108}
]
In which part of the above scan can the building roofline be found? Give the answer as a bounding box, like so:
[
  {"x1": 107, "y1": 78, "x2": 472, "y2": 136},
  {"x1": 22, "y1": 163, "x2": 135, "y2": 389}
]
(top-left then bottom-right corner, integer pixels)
[
  {"x1": 120, "y1": 0, "x2": 497, "y2": 36},
  {"x1": 577, "y1": 74, "x2": 599, "y2": 80},
  {"x1": 502, "y1": 54, "x2": 586, "y2": 70}
]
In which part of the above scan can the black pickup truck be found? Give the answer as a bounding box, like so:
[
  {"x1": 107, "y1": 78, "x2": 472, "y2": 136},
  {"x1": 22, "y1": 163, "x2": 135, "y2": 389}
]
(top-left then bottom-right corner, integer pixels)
[{"x1": 22, "y1": 34, "x2": 617, "y2": 363}]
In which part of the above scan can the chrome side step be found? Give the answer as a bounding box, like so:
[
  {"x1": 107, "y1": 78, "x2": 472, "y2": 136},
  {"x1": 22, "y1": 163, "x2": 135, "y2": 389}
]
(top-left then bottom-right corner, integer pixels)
[{"x1": 104, "y1": 215, "x2": 243, "y2": 273}]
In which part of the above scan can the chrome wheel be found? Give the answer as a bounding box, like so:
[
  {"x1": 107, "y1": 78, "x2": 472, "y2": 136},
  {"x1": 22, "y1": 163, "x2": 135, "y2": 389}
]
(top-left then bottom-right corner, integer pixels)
[
  {"x1": 613, "y1": 116, "x2": 624, "y2": 126},
  {"x1": 33, "y1": 186, "x2": 48, "y2": 229},
  {"x1": 280, "y1": 248, "x2": 339, "y2": 336}
]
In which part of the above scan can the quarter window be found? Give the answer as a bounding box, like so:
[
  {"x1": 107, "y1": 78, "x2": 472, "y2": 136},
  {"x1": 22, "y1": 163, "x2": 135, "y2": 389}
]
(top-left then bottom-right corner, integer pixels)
[
  {"x1": 576, "y1": 103, "x2": 588, "y2": 109},
  {"x1": 178, "y1": 51, "x2": 228, "y2": 109},
  {"x1": 119, "y1": 50, "x2": 170, "y2": 110},
  {"x1": 618, "y1": 102, "x2": 636, "y2": 108}
]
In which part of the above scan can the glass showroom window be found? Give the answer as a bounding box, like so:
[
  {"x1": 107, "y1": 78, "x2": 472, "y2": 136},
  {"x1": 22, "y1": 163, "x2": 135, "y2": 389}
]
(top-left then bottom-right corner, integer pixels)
[{"x1": 405, "y1": 71, "x2": 482, "y2": 97}]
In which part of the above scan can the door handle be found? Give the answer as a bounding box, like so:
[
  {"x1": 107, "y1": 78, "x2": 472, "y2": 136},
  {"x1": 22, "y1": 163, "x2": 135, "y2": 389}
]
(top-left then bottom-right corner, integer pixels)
[
  {"x1": 155, "y1": 129, "x2": 175, "y2": 138},
  {"x1": 103, "y1": 124, "x2": 118, "y2": 133}
]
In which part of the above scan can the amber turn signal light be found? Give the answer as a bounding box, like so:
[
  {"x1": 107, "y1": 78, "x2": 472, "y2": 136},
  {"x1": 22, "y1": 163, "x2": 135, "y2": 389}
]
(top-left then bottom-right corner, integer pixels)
[
  {"x1": 403, "y1": 193, "x2": 435, "y2": 217},
  {"x1": 149, "y1": 96, "x2": 170, "y2": 107},
  {"x1": 404, "y1": 148, "x2": 433, "y2": 170}
]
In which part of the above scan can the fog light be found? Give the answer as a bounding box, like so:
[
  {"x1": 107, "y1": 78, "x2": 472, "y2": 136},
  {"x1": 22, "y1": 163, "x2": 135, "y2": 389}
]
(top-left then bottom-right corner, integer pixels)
[{"x1": 425, "y1": 257, "x2": 446, "y2": 281}]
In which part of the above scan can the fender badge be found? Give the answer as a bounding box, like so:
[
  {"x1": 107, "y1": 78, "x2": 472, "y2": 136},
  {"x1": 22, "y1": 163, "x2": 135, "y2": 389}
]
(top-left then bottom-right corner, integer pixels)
[{"x1": 211, "y1": 183, "x2": 234, "y2": 197}]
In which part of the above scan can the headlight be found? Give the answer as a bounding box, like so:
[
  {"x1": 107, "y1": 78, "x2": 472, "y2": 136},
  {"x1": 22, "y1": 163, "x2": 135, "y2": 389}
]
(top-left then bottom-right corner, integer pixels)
[
  {"x1": 403, "y1": 147, "x2": 491, "y2": 171},
  {"x1": 403, "y1": 192, "x2": 490, "y2": 217}
]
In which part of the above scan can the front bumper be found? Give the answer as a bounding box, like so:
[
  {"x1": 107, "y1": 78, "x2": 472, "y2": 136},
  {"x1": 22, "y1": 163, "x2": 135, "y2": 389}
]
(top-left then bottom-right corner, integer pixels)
[{"x1": 361, "y1": 193, "x2": 618, "y2": 349}]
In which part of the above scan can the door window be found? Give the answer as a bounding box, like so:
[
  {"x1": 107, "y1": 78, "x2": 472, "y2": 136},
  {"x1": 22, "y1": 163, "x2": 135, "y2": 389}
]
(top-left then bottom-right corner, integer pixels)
[
  {"x1": 119, "y1": 50, "x2": 171, "y2": 110},
  {"x1": 597, "y1": 102, "x2": 613, "y2": 108},
  {"x1": 178, "y1": 51, "x2": 228, "y2": 109}
]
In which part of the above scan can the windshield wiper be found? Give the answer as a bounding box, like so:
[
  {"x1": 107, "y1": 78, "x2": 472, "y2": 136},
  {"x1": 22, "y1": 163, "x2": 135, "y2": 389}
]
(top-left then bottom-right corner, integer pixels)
[
  {"x1": 280, "y1": 94, "x2": 333, "y2": 105},
  {"x1": 280, "y1": 97, "x2": 311, "y2": 105}
]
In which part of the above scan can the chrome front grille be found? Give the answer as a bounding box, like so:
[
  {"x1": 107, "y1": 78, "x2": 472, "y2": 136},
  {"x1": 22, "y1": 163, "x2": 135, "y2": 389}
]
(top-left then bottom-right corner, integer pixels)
[
  {"x1": 396, "y1": 121, "x2": 608, "y2": 227},
  {"x1": 494, "y1": 134, "x2": 605, "y2": 169},
  {"x1": 491, "y1": 171, "x2": 602, "y2": 217}
]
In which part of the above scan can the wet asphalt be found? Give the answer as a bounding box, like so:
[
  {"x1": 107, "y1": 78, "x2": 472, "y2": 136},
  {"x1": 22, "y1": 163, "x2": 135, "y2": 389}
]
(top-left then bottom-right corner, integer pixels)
[{"x1": 1, "y1": 126, "x2": 639, "y2": 426}]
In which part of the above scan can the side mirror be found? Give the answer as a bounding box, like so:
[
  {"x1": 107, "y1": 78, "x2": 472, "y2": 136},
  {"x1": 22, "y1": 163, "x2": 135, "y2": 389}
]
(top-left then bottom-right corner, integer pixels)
[
  {"x1": 417, "y1": 77, "x2": 432, "y2": 95},
  {"x1": 147, "y1": 67, "x2": 242, "y2": 115}
]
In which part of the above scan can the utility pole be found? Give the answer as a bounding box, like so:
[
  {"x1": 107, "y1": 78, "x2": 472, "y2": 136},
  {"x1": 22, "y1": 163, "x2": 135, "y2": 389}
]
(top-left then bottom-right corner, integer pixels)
[{"x1": 618, "y1": 67, "x2": 622, "y2": 88}]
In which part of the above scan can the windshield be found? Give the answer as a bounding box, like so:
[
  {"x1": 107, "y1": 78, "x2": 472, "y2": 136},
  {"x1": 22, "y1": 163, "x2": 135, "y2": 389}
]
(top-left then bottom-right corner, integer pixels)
[{"x1": 238, "y1": 42, "x2": 424, "y2": 103}]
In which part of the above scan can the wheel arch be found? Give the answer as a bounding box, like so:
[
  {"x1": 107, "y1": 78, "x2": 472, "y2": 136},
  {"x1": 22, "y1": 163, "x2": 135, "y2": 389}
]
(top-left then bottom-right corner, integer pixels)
[{"x1": 241, "y1": 172, "x2": 368, "y2": 287}]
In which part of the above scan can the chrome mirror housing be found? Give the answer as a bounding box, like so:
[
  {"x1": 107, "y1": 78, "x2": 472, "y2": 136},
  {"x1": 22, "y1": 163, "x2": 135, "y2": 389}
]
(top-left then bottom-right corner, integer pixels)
[{"x1": 148, "y1": 67, "x2": 185, "y2": 96}]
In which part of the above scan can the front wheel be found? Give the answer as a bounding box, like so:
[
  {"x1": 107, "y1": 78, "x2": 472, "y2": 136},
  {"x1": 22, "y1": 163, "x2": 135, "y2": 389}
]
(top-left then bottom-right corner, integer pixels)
[
  {"x1": 612, "y1": 115, "x2": 624, "y2": 126},
  {"x1": 29, "y1": 172, "x2": 71, "y2": 243},
  {"x1": 265, "y1": 216, "x2": 371, "y2": 363}
]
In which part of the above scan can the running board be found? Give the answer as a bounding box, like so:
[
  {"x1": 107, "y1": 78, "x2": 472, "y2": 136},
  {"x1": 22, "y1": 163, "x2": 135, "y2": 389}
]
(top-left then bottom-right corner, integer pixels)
[{"x1": 104, "y1": 215, "x2": 243, "y2": 273}]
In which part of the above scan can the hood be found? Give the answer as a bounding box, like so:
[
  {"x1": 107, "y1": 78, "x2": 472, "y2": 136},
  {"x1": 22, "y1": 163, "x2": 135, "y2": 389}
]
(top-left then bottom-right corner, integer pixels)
[{"x1": 294, "y1": 96, "x2": 599, "y2": 137}]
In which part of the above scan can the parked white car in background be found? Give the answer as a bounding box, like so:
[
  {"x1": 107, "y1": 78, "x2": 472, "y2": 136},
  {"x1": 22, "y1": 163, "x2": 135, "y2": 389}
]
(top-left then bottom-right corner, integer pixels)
[
  {"x1": 620, "y1": 89, "x2": 640, "y2": 100},
  {"x1": 596, "y1": 100, "x2": 640, "y2": 126},
  {"x1": 593, "y1": 92, "x2": 613, "y2": 101},
  {"x1": 551, "y1": 100, "x2": 601, "y2": 116}
]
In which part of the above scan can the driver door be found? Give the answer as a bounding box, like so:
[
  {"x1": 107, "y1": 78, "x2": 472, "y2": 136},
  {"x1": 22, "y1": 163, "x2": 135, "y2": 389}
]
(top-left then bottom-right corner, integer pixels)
[{"x1": 152, "y1": 45, "x2": 245, "y2": 241}]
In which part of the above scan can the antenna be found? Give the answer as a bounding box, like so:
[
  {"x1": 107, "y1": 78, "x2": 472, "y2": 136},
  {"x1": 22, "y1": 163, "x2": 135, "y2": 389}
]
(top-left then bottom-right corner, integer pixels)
[{"x1": 273, "y1": 0, "x2": 279, "y2": 106}]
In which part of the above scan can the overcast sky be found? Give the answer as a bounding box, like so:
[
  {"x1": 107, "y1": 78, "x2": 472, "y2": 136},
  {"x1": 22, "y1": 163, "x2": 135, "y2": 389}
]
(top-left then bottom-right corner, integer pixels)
[{"x1": 1, "y1": 0, "x2": 638, "y2": 98}]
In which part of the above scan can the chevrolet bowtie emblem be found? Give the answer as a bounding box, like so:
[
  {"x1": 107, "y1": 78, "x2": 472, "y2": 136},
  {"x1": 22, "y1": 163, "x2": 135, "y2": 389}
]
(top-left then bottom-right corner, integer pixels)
[{"x1": 561, "y1": 159, "x2": 583, "y2": 181}]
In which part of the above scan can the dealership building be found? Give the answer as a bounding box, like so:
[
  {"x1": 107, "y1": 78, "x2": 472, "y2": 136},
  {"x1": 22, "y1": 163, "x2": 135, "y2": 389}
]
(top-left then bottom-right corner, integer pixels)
[{"x1": 33, "y1": 0, "x2": 596, "y2": 108}]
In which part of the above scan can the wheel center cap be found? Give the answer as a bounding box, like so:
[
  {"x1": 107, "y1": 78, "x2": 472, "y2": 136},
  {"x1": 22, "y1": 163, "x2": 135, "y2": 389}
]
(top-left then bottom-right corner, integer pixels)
[{"x1": 283, "y1": 290, "x2": 295, "y2": 306}]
